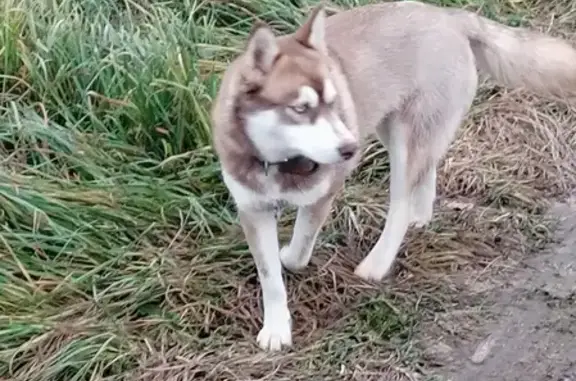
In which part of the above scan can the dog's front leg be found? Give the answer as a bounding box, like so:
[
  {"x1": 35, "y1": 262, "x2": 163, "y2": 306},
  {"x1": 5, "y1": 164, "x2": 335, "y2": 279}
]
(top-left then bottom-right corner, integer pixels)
[
  {"x1": 238, "y1": 207, "x2": 292, "y2": 351},
  {"x1": 280, "y1": 194, "x2": 335, "y2": 271}
]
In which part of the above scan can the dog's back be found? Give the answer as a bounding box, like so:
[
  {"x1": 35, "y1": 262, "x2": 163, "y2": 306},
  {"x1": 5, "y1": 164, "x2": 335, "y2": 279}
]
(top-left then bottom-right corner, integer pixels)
[{"x1": 324, "y1": 1, "x2": 576, "y2": 139}]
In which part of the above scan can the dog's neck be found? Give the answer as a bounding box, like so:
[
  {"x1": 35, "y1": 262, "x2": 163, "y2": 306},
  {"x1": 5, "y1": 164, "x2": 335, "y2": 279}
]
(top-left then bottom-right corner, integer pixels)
[{"x1": 253, "y1": 155, "x2": 320, "y2": 176}]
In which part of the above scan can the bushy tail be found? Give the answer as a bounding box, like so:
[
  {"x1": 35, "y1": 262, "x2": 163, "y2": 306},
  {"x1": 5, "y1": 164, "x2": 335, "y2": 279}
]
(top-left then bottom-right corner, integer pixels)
[{"x1": 451, "y1": 10, "x2": 576, "y2": 98}]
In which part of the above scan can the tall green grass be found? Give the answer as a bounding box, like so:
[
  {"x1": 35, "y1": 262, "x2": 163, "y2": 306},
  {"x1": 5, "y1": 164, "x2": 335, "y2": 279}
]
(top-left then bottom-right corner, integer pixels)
[{"x1": 0, "y1": 0, "x2": 237, "y2": 378}]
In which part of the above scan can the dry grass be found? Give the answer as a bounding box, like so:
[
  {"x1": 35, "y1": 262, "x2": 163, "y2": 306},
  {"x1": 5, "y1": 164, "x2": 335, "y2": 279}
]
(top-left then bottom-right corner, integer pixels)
[{"x1": 2, "y1": 0, "x2": 576, "y2": 380}]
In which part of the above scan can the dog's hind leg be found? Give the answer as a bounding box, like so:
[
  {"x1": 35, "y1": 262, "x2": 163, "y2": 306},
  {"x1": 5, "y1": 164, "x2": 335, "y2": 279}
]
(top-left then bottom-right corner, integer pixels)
[
  {"x1": 371, "y1": 118, "x2": 436, "y2": 227},
  {"x1": 355, "y1": 41, "x2": 478, "y2": 282},
  {"x1": 354, "y1": 116, "x2": 414, "y2": 282},
  {"x1": 410, "y1": 166, "x2": 436, "y2": 228},
  {"x1": 355, "y1": 106, "x2": 469, "y2": 282}
]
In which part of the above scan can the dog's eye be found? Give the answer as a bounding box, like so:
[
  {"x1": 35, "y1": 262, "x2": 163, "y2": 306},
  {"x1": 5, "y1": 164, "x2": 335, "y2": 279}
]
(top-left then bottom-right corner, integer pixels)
[{"x1": 289, "y1": 104, "x2": 309, "y2": 114}]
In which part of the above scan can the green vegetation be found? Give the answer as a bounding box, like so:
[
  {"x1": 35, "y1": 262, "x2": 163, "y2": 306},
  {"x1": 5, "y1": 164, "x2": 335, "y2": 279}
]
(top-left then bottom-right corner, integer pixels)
[{"x1": 1, "y1": 0, "x2": 575, "y2": 380}]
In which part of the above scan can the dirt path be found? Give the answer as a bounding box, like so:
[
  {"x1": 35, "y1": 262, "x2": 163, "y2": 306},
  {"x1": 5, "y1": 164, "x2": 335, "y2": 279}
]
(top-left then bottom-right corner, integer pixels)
[{"x1": 430, "y1": 199, "x2": 576, "y2": 381}]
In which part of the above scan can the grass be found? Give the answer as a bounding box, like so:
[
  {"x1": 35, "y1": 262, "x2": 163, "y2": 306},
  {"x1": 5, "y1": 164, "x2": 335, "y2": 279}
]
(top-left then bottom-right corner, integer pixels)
[{"x1": 1, "y1": 0, "x2": 576, "y2": 380}]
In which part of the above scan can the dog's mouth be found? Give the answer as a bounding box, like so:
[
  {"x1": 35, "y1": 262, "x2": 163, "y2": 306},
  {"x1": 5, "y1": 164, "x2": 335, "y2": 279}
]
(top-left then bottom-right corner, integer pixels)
[
  {"x1": 258, "y1": 155, "x2": 320, "y2": 176},
  {"x1": 277, "y1": 155, "x2": 319, "y2": 175}
]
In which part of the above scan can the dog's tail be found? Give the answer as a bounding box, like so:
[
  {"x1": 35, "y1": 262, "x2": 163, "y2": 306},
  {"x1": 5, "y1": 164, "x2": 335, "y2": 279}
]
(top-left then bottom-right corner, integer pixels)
[{"x1": 451, "y1": 10, "x2": 576, "y2": 98}]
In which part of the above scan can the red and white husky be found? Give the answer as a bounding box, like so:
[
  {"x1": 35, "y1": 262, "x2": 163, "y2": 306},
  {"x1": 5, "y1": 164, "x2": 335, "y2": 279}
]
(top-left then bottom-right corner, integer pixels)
[{"x1": 211, "y1": 1, "x2": 576, "y2": 351}]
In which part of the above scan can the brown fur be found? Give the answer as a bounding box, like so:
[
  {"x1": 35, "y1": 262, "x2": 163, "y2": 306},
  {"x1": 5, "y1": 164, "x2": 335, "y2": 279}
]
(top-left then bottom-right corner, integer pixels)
[{"x1": 212, "y1": 20, "x2": 359, "y2": 194}]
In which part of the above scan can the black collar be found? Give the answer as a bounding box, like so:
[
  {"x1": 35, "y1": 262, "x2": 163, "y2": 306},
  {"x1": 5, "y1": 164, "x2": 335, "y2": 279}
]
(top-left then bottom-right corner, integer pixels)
[{"x1": 255, "y1": 155, "x2": 320, "y2": 176}]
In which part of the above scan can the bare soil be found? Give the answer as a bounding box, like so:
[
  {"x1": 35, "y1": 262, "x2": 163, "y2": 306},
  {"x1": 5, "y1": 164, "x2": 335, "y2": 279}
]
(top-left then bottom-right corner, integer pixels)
[{"x1": 426, "y1": 197, "x2": 576, "y2": 381}]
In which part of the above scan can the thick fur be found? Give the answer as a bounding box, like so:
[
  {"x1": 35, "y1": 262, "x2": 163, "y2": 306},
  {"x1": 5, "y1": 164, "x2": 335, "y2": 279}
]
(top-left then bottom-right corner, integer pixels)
[{"x1": 210, "y1": 0, "x2": 576, "y2": 352}]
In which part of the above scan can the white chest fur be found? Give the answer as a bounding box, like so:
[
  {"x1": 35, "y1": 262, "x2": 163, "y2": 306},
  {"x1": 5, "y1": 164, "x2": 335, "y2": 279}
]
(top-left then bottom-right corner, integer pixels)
[{"x1": 221, "y1": 169, "x2": 332, "y2": 210}]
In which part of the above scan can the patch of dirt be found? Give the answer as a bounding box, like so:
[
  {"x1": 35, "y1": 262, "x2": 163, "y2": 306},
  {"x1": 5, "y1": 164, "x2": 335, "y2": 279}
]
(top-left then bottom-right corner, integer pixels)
[{"x1": 427, "y1": 197, "x2": 576, "y2": 381}]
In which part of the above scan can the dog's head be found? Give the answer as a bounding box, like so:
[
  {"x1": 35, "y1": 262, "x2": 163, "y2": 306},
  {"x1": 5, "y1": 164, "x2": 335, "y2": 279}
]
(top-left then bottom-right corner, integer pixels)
[{"x1": 236, "y1": 7, "x2": 358, "y2": 166}]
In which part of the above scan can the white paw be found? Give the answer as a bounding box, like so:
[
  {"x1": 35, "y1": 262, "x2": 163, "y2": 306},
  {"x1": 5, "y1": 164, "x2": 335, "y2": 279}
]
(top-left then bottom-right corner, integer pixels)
[
  {"x1": 354, "y1": 256, "x2": 394, "y2": 282},
  {"x1": 279, "y1": 245, "x2": 308, "y2": 272},
  {"x1": 411, "y1": 216, "x2": 431, "y2": 228},
  {"x1": 257, "y1": 315, "x2": 292, "y2": 351},
  {"x1": 410, "y1": 209, "x2": 432, "y2": 228}
]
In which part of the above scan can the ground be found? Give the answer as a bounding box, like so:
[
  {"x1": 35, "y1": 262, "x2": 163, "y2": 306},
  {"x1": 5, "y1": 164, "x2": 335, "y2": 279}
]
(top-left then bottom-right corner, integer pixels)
[
  {"x1": 1, "y1": 0, "x2": 576, "y2": 380},
  {"x1": 426, "y1": 199, "x2": 576, "y2": 381}
]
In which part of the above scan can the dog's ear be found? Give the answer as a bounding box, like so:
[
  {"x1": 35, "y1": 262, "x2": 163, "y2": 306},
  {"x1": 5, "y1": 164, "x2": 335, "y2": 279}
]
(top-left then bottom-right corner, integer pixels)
[
  {"x1": 244, "y1": 22, "x2": 279, "y2": 73},
  {"x1": 294, "y1": 5, "x2": 327, "y2": 53}
]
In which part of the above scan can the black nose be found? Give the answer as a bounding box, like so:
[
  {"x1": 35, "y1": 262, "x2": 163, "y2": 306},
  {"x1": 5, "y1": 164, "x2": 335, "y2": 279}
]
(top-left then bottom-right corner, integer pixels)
[{"x1": 338, "y1": 143, "x2": 358, "y2": 161}]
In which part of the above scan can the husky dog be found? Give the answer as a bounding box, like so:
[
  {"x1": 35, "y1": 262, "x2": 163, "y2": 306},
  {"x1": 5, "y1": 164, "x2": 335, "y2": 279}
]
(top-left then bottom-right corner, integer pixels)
[{"x1": 211, "y1": 1, "x2": 576, "y2": 351}]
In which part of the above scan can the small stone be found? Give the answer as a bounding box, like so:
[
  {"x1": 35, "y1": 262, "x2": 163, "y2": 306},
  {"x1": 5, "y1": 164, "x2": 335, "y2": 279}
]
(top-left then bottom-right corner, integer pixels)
[{"x1": 470, "y1": 334, "x2": 497, "y2": 364}]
